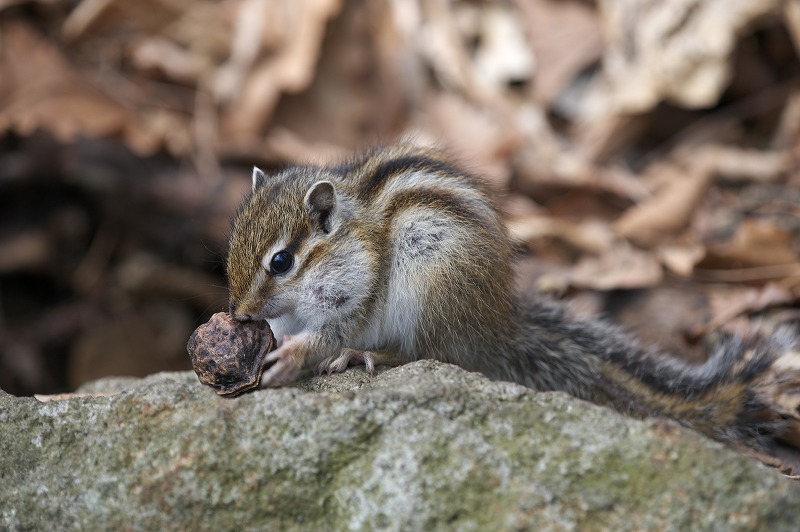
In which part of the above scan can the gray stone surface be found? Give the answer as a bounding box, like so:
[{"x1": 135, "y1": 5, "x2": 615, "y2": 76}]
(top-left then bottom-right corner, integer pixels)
[{"x1": 2, "y1": 360, "x2": 798, "y2": 530}]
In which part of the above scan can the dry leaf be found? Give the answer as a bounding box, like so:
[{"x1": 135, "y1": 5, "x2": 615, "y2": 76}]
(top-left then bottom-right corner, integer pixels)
[
  {"x1": 592, "y1": 0, "x2": 781, "y2": 112},
  {"x1": 469, "y1": 3, "x2": 535, "y2": 95},
  {"x1": 705, "y1": 219, "x2": 798, "y2": 268},
  {"x1": 261, "y1": 0, "x2": 404, "y2": 154},
  {"x1": 568, "y1": 242, "x2": 664, "y2": 290},
  {"x1": 614, "y1": 164, "x2": 713, "y2": 246},
  {"x1": 572, "y1": 0, "x2": 783, "y2": 159},
  {"x1": 266, "y1": 129, "x2": 347, "y2": 164},
  {"x1": 1, "y1": 0, "x2": 345, "y2": 156},
  {"x1": 785, "y1": 0, "x2": 800, "y2": 58},
  {"x1": 517, "y1": 0, "x2": 603, "y2": 107},
  {"x1": 772, "y1": 89, "x2": 800, "y2": 149},
  {"x1": 705, "y1": 283, "x2": 797, "y2": 334},
  {"x1": 513, "y1": 138, "x2": 650, "y2": 202},
  {"x1": 656, "y1": 243, "x2": 707, "y2": 276},
  {"x1": 123, "y1": 108, "x2": 193, "y2": 157},
  {"x1": 508, "y1": 214, "x2": 614, "y2": 255},
  {"x1": 220, "y1": 0, "x2": 343, "y2": 139},
  {"x1": 694, "y1": 144, "x2": 791, "y2": 183},
  {"x1": 0, "y1": 21, "x2": 131, "y2": 141},
  {"x1": 63, "y1": 0, "x2": 212, "y2": 43},
  {"x1": 130, "y1": 36, "x2": 213, "y2": 84}
]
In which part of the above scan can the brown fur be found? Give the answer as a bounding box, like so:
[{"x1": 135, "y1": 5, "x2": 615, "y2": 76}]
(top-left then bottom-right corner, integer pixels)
[{"x1": 227, "y1": 145, "x2": 800, "y2": 477}]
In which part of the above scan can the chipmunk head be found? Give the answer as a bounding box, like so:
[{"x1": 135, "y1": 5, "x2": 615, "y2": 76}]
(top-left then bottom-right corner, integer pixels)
[{"x1": 227, "y1": 166, "x2": 375, "y2": 330}]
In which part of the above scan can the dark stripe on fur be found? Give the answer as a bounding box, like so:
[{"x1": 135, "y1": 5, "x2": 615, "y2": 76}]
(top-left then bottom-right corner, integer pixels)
[
  {"x1": 285, "y1": 226, "x2": 310, "y2": 256},
  {"x1": 385, "y1": 187, "x2": 481, "y2": 222},
  {"x1": 360, "y1": 155, "x2": 462, "y2": 199}
]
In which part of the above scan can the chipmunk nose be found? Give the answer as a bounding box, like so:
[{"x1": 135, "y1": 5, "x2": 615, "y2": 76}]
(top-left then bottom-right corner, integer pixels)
[{"x1": 231, "y1": 308, "x2": 254, "y2": 322}]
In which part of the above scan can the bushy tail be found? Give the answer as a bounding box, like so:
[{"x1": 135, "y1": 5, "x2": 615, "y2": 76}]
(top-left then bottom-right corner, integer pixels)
[
  {"x1": 596, "y1": 328, "x2": 800, "y2": 478},
  {"x1": 702, "y1": 330, "x2": 800, "y2": 478},
  {"x1": 505, "y1": 298, "x2": 800, "y2": 478}
]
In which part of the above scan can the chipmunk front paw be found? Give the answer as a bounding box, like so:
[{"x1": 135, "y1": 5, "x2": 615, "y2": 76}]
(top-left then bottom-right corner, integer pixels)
[{"x1": 259, "y1": 336, "x2": 305, "y2": 387}]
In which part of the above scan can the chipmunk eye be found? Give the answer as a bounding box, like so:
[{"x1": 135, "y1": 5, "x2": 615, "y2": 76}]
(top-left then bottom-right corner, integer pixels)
[{"x1": 269, "y1": 250, "x2": 293, "y2": 275}]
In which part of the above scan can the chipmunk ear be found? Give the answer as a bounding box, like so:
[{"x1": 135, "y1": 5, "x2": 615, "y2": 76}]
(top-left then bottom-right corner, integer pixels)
[
  {"x1": 252, "y1": 167, "x2": 267, "y2": 191},
  {"x1": 304, "y1": 181, "x2": 337, "y2": 233}
]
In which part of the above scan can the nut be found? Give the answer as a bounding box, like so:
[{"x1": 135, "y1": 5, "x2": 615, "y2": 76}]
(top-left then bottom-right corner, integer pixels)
[{"x1": 187, "y1": 312, "x2": 276, "y2": 396}]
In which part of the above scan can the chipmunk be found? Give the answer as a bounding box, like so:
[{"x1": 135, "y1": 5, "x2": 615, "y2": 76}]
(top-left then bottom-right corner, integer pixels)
[{"x1": 227, "y1": 144, "x2": 800, "y2": 475}]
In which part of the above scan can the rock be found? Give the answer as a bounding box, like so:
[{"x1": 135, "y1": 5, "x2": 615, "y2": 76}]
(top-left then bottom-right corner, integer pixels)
[{"x1": 1, "y1": 361, "x2": 798, "y2": 530}]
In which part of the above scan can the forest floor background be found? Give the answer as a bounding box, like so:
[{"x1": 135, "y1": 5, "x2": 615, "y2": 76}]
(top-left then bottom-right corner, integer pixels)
[{"x1": 1, "y1": 0, "x2": 800, "y2": 403}]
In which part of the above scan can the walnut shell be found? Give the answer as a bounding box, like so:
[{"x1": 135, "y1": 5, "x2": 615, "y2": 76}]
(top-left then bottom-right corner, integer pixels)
[{"x1": 187, "y1": 312, "x2": 276, "y2": 396}]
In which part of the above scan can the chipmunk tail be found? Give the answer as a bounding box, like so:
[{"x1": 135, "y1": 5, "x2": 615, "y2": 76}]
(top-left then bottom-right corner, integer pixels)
[
  {"x1": 594, "y1": 325, "x2": 800, "y2": 479},
  {"x1": 723, "y1": 328, "x2": 800, "y2": 479}
]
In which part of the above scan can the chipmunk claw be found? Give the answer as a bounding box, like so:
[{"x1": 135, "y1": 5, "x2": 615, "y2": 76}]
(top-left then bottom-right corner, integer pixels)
[{"x1": 318, "y1": 348, "x2": 375, "y2": 375}]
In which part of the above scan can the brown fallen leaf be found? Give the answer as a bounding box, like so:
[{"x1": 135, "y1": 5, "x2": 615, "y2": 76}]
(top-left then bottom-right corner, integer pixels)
[
  {"x1": 702, "y1": 283, "x2": 797, "y2": 336},
  {"x1": 784, "y1": 0, "x2": 800, "y2": 58},
  {"x1": 537, "y1": 241, "x2": 663, "y2": 292},
  {"x1": 0, "y1": 21, "x2": 131, "y2": 141},
  {"x1": 655, "y1": 242, "x2": 707, "y2": 276},
  {"x1": 220, "y1": 0, "x2": 343, "y2": 139},
  {"x1": 513, "y1": 139, "x2": 651, "y2": 203},
  {"x1": 614, "y1": 163, "x2": 713, "y2": 246},
  {"x1": 507, "y1": 214, "x2": 614, "y2": 255},
  {"x1": 705, "y1": 219, "x2": 798, "y2": 269},
  {"x1": 517, "y1": 0, "x2": 603, "y2": 107},
  {"x1": 130, "y1": 36, "x2": 214, "y2": 84},
  {"x1": 569, "y1": 242, "x2": 664, "y2": 290},
  {"x1": 589, "y1": 0, "x2": 781, "y2": 113},
  {"x1": 469, "y1": 3, "x2": 535, "y2": 97},
  {"x1": 62, "y1": 0, "x2": 191, "y2": 41},
  {"x1": 573, "y1": 0, "x2": 783, "y2": 162},
  {"x1": 772, "y1": 89, "x2": 800, "y2": 149},
  {"x1": 256, "y1": 0, "x2": 408, "y2": 158},
  {"x1": 694, "y1": 144, "x2": 791, "y2": 183}
]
